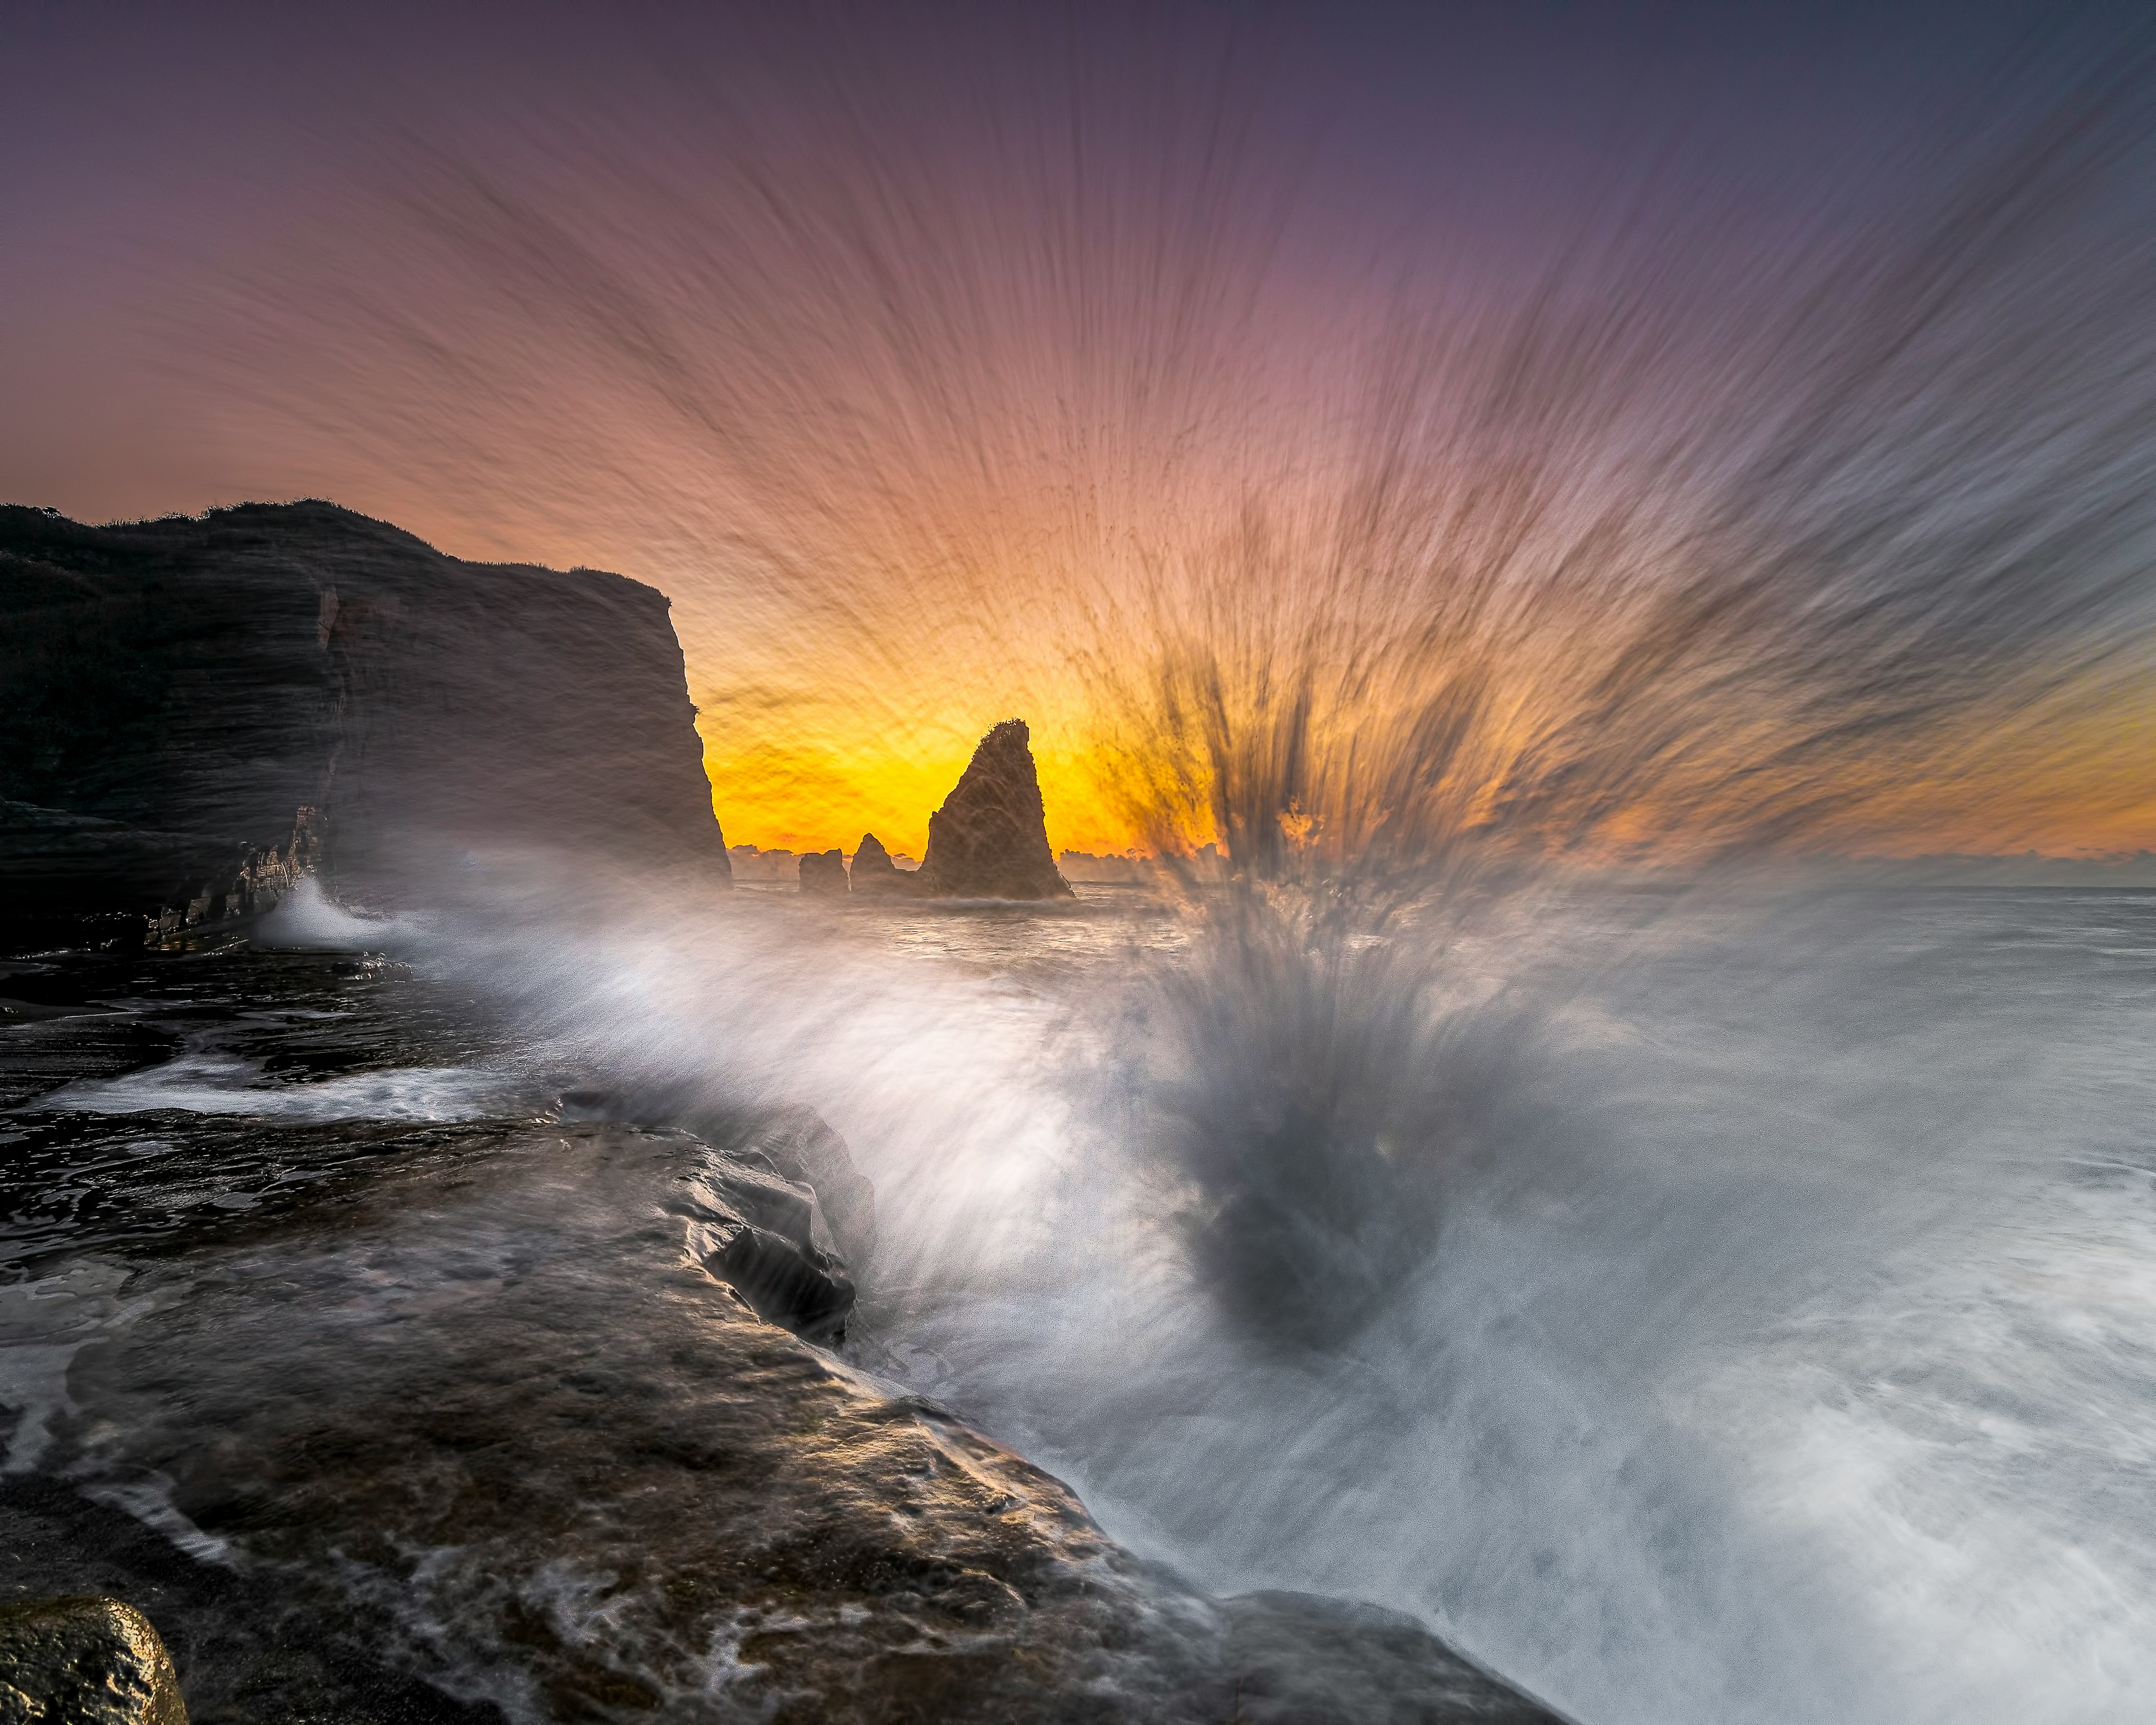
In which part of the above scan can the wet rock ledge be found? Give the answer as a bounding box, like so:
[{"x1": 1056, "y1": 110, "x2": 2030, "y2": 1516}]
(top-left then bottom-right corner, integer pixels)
[
  {"x1": 10, "y1": 1117, "x2": 1568, "y2": 1724},
  {"x1": 0, "y1": 944, "x2": 1565, "y2": 1723}
]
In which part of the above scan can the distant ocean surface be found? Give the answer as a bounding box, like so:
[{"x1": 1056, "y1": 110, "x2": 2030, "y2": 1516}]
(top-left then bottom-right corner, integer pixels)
[{"x1": 8, "y1": 879, "x2": 2154, "y2": 1722}]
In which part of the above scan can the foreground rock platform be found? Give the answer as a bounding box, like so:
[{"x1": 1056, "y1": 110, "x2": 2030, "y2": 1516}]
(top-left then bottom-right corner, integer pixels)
[{"x1": 0, "y1": 944, "x2": 1564, "y2": 1723}]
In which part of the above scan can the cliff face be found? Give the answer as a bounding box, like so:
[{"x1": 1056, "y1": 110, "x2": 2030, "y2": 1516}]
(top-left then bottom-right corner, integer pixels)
[
  {"x1": 0, "y1": 501, "x2": 727, "y2": 949},
  {"x1": 918, "y1": 720, "x2": 1074, "y2": 901}
]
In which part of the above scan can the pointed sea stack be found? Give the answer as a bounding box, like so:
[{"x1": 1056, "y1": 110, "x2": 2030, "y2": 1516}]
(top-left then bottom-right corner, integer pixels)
[
  {"x1": 800, "y1": 850, "x2": 849, "y2": 896},
  {"x1": 848, "y1": 832, "x2": 913, "y2": 897},
  {"x1": 918, "y1": 720, "x2": 1075, "y2": 900}
]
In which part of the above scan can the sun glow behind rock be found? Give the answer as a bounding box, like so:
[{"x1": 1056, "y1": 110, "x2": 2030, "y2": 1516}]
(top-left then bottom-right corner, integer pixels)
[{"x1": 155, "y1": 7, "x2": 2156, "y2": 871}]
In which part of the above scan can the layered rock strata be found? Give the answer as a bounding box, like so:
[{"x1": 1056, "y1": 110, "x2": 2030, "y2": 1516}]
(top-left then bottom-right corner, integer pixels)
[
  {"x1": 917, "y1": 720, "x2": 1074, "y2": 900},
  {"x1": 739, "y1": 1103, "x2": 881, "y2": 1270},
  {"x1": 0, "y1": 501, "x2": 728, "y2": 952},
  {"x1": 674, "y1": 1143, "x2": 857, "y2": 1343}
]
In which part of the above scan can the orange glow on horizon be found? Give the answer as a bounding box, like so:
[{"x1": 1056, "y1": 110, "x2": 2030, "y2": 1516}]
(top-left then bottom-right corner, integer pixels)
[
  {"x1": 26, "y1": 13, "x2": 2155, "y2": 883},
  {"x1": 694, "y1": 718, "x2": 1146, "y2": 859},
  {"x1": 688, "y1": 669, "x2": 2156, "y2": 867}
]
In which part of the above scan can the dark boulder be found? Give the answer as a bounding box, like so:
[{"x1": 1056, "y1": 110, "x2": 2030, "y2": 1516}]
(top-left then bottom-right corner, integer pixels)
[
  {"x1": 670, "y1": 1148, "x2": 856, "y2": 1343},
  {"x1": 0, "y1": 1596, "x2": 188, "y2": 1725},
  {"x1": 750, "y1": 1106, "x2": 879, "y2": 1268},
  {"x1": 917, "y1": 720, "x2": 1074, "y2": 901},
  {"x1": 798, "y1": 849, "x2": 849, "y2": 896}
]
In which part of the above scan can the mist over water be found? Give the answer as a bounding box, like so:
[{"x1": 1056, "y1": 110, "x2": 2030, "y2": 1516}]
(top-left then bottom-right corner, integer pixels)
[
  {"x1": 344, "y1": 869, "x2": 2155, "y2": 1725},
  {"x1": 161, "y1": 7, "x2": 2156, "y2": 1718}
]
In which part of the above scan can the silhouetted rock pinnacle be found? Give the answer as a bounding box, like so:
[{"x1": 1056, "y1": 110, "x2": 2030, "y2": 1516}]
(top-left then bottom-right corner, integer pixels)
[
  {"x1": 799, "y1": 849, "x2": 849, "y2": 896},
  {"x1": 848, "y1": 832, "x2": 911, "y2": 896},
  {"x1": 918, "y1": 720, "x2": 1074, "y2": 900}
]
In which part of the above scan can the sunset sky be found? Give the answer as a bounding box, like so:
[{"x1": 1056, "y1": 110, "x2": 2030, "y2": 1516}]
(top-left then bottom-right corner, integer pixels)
[{"x1": 7, "y1": 2, "x2": 2153, "y2": 860}]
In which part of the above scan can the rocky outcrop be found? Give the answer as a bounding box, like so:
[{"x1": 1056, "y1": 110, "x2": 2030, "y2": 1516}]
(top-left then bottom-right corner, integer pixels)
[
  {"x1": 746, "y1": 1105, "x2": 879, "y2": 1268},
  {"x1": 0, "y1": 501, "x2": 729, "y2": 952},
  {"x1": 725, "y1": 845, "x2": 801, "y2": 882},
  {"x1": 846, "y1": 832, "x2": 912, "y2": 897},
  {"x1": 798, "y1": 849, "x2": 849, "y2": 896},
  {"x1": 554, "y1": 1083, "x2": 871, "y2": 1336},
  {"x1": 0, "y1": 1596, "x2": 188, "y2": 1725},
  {"x1": 672, "y1": 1145, "x2": 857, "y2": 1344},
  {"x1": 0, "y1": 1066, "x2": 1564, "y2": 1724},
  {"x1": 917, "y1": 721, "x2": 1074, "y2": 901}
]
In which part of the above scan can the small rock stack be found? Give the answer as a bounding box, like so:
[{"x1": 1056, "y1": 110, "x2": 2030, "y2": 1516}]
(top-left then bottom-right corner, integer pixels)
[
  {"x1": 787, "y1": 722, "x2": 1071, "y2": 903},
  {"x1": 847, "y1": 832, "x2": 910, "y2": 897},
  {"x1": 798, "y1": 850, "x2": 849, "y2": 896}
]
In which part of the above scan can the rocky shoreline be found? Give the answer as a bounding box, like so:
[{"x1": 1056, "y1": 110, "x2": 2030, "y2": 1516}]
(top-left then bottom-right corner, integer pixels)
[
  {"x1": 1, "y1": 939, "x2": 1564, "y2": 1723},
  {"x1": 1, "y1": 501, "x2": 1563, "y2": 1722}
]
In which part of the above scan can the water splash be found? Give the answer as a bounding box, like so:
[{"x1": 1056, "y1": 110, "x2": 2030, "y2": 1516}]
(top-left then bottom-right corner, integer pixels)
[{"x1": 172, "y1": 12, "x2": 2156, "y2": 1719}]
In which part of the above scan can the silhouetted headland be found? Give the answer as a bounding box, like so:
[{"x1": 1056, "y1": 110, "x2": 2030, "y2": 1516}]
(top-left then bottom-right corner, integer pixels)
[{"x1": 0, "y1": 501, "x2": 727, "y2": 953}]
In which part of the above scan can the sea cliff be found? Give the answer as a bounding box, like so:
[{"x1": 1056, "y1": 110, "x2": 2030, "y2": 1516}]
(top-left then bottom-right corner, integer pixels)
[{"x1": 0, "y1": 501, "x2": 727, "y2": 952}]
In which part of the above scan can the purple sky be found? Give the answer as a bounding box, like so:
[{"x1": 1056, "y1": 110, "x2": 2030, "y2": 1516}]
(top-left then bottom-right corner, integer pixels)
[{"x1": 3, "y1": 1, "x2": 2077, "y2": 526}]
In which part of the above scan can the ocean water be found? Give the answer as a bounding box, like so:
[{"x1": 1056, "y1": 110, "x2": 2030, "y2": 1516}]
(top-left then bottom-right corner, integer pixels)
[
  {"x1": 408, "y1": 874, "x2": 2156, "y2": 1724},
  {"x1": 6, "y1": 877, "x2": 2154, "y2": 1721}
]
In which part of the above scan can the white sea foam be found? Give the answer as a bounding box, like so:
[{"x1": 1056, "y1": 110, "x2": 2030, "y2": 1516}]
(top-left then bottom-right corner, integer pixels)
[
  {"x1": 396, "y1": 876, "x2": 2156, "y2": 1725},
  {"x1": 0, "y1": 1260, "x2": 138, "y2": 1473},
  {"x1": 256, "y1": 876, "x2": 407, "y2": 949},
  {"x1": 37, "y1": 1051, "x2": 499, "y2": 1121}
]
